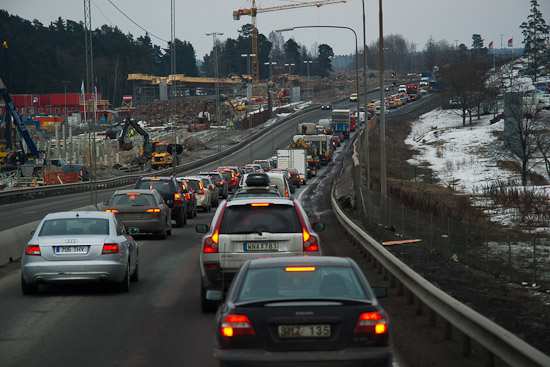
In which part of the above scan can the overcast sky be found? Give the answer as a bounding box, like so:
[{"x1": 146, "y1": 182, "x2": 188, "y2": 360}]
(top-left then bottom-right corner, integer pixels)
[{"x1": 4, "y1": 0, "x2": 550, "y2": 61}]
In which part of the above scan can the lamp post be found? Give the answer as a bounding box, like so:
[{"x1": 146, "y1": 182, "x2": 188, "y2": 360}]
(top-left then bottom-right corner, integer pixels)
[
  {"x1": 361, "y1": 0, "x2": 370, "y2": 198},
  {"x1": 277, "y1": 25, "x2": 360, "y2": 122},
  {"x1": 207, "y1": 32, "x2": 224, "y2": 151},
  {"x1": 264, "y1": 61, "x2": 277, "y2": 81},
  {"x1": 303, "y1": 60, "x2": 312, "y2": 100},
  {"x1": 378, "y1": 0, "x2": 387, "y2": 202}
]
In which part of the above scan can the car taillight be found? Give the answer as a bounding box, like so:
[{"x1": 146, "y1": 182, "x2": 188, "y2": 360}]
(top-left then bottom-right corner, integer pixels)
[
  {"x1": 353, "y1": 312, "x2": 387, "y2": 335},
  {"x1": 204, "y1": 229, "x2": 219, "y2": 253},
  {"x1": 25, "y1": 245, "x2": 41, "y2": 256},
  {"x1": 185, "y1": 192, "x2": 191, "y2": 200},
  {"x1": 106, "y1": 209, "x2": 119, "y2": 213},
  {"x1": 174, "y1": 193, "x2": 182, "y2": 205},
  {"x1": 221, "y1": 315, "x2": 255, "y2": 337},
  {"x1": 199, "y1": 189, "x2": 206, "y2": 195},
  {"x1": 102, "y1": 243, "x2": 120, "y2": 254},
  {"x1": 219, "y1": 181, "x2": 224, "y2": 185},
  {"x1": 146, "y1": 208, "x2": 161, "y2": 213},
  {"x1": 303, "y1": 228, "x2": 319, "y2": 251}
]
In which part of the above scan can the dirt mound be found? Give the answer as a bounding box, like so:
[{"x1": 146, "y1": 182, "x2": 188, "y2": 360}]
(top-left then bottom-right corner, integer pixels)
[{"x1": 133, "y1": 98, "x2": 238, "y2": 125}]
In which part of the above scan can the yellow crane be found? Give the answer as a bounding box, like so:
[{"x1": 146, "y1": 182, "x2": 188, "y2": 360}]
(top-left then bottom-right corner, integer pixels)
[{"x1": 233, "y1": 0, "x2": 347, "y2": 88}]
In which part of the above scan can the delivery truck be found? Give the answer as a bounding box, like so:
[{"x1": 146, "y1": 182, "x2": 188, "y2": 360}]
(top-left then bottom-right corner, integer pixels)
[{"x1": 277, "y1": 148, "x2": 308, "y2": 185}]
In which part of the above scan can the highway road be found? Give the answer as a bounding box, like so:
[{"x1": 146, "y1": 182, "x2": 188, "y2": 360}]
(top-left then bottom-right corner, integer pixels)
[{"x1": 0, "y1": 94, "x2": 446, "y2": 367}]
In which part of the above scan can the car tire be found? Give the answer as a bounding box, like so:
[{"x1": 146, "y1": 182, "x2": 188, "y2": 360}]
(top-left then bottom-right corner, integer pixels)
[
  {"x1": 175, "y1": 209, "x2": 184, "y2": 228},
  {"x1": 201, "y1": 283, "x2": 218, "y2": 313},
  {"x1": 130, "y1": 257, "x2": 139, "y2": 282},
  {"x1": 21, "y1": 275, "x2": 38, "y2": 295},
  {"x1": 117, "y1": 263, "x2": 130, "y2": 292}
]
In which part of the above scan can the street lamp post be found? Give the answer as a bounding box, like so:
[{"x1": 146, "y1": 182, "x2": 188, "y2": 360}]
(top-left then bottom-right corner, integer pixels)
[
  {"x1": 277, "y1": 25, "x2": 360, "y2": 122},
  {"x1": 264, "y1": 61, "x2": 277, "y2": 81},
  {"x1": 361, "y1": 0, "x2": 370, "y2": 199},
  {"x1": 207, "y1": 32, "x2": 224, "y2": 151},
  {"x1": 378, "y1": 0, "x2": 387, "y2": 202}
]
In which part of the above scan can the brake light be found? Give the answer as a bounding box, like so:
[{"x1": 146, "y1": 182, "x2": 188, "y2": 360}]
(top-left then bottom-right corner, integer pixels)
[
  {"x1": 353, "y1": 312, "x2": 387, "y2": 335},
  {"x1": 146, "y1": 208, "x2": 161, "y2": 213},
  {"x1": 185, "y1": 192, "x2": 191, "y2": 200},
  {"x1": 25, "y1": 245, "x2": 41, "y2": 256},
  {"x1": 221, "y1": 315, "x2": 255, "y2": 337},
  {"x1": 174, "y1": 193, "x2": 182, "y2": 205},
  {"x1": 199, "y1": 189, "x2": 206, "y2": 195},
  {"x1": 106, "y1": 209, "x2": 119, "y2": 213},
  {"x1": 102, "y1": 243, "x2": 119, "y2": 254},
  {"x1": 250, "y1": 203, "x2": 269, "y2": 207},
  {"x1": 126, "y1": 193, "x2": 141, "y2": 196},
  {"x1": 204, "y1": 229, "x2": 219, "y2": 253},
  {"x1": 285, "y1": 267, "x2": 315, "y2": 272},
  {"x1": 219, "y1": 181, "x2": 224, "y2": 185},
  {"x1": 303, "y1": 228, "x2": 319, "y2": 251}
]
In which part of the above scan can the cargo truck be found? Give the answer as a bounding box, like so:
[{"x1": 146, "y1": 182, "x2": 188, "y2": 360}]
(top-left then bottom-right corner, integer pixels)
[
  {"x1": 277, "y1": 149, "x2": 308, "y2": 185},
  {"x1": 331, "y1": 109, "x2": 350, "y2": 139},
  {"x1": 297, "y1": 122, "x2": 317, "y2": 135}
]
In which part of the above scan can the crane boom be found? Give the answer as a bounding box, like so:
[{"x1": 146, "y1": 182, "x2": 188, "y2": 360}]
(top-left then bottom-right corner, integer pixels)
[{"x1": 233, "y1": 0, "x2": 347, "y2": 87}]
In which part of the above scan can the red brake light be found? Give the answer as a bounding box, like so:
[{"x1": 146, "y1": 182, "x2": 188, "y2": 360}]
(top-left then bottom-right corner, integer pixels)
[
  {"x1": 250, "y1": 203, "x2": 269, "y2": 207},
  {"x1": 221, "y1": 315, "x2": 255, "y2": 337},
  {"x1": 146, "y1": 208, "x2": 161, "y2": 213},
  {"x1": 204, "y1": 229, "x2": 219, "y2": 253},
  {"x1": 106, "y1": 209, "x2": 119, "y2": 213},
  {"x1": 303, "y1": 228, "x2": 318, "y2": 251},
  {"x1": 102, "y1": 243, "x2": 119, "y2": 254},
  {"x1": 285, "y1": 267, "x2": 316, "y2": 272},
  {"x1": 25, "y1": 245, "x2": 41, "y2": 256},
  {"x1": 353, "y1": 312, "x2": 387, "y2": 335},
  {"x1": 185, "y1": 193, "x2": 191, "y2": 200},
  {"x1": 174, "y1": 192, "x2": 182, "y2": 205}
]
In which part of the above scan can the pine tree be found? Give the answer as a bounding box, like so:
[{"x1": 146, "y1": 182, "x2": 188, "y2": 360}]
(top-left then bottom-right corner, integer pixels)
[{"x1": 520, "y1": 0, "x2": 550, "y2": 82}]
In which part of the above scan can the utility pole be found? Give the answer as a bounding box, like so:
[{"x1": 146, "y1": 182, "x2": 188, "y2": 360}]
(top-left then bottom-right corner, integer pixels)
[{"x1": 171, "y1": 0, "x2": 177, "y2": 176}]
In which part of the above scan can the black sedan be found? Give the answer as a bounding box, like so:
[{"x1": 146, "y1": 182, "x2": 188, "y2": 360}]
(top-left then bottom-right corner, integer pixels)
[
  {"x1": 321, "y1": 102, "x2": 332, "y2": 110},
  {"x1": 213, "y1": 256, "x2": 391, "y2": 367}
]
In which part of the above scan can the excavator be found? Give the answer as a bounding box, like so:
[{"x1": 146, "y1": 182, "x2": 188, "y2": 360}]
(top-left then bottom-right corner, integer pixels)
[
  {"x1": 118, "y1": 116, "x2": 157, "y2": 164},
  {"x1": 189, "y1": 100, "x2": 213, "y2": 132}
]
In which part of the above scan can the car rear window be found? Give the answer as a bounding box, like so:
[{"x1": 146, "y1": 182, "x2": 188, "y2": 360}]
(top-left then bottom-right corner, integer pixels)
[
  {"x1": 185, "y1": 179, "x2": 201, "y2": 191},
  {"x1": 136, "y1": 180, "x2": 173, "y2": 195},
  {"x1": 219, "y1": 204, "x2": 301, "y2": 234},
  {"x1": 39, "y1": 218, "x2": 109, "y2": 236},
  {"x1": 218, "y1": 170, "x2": 233, "y2": 181},
  {"x1": 111, "y1": 193, "x2": 155, "y2": 206},
  {"x1": 236, "y1": 266, "x2": 367, "y2": 301}
]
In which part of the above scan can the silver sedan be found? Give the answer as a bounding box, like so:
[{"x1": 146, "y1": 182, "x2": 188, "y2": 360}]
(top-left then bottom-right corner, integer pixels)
[{"x1": 21, "y1": 211, "x2": 139, "y2": 294}]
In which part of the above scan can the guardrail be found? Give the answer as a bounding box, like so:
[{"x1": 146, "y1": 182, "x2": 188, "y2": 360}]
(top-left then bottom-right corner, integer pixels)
[
  {"x1": 330, "y1": 186, "x2": 550, "y2": 367},
  {"x1": 0, "y1": 103, "x2": 322, "y2": 205}
]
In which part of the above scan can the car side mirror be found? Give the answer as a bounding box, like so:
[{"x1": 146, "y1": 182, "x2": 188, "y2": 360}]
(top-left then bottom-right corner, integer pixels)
[
  {"x1": 313, "y1": 222, "x2": 325, "y2": 232},
  {"x1": 166, "y1": 199, "x2": 174, "y2": 205},
  {"x1": 103, "y1": 200, "x2": 109, "y2": 205},
  {"x1": 371, "y1": 286, "x2": 388, "y2": 299},
  {"x1": 195, "y1": 224, "x2": 210, "y2": 233},
  {"x1": 206, "y1": 289, "x2": 222, "y2": 301},
  {"x1": 127, "y1": 227, "x2": 139, "y2": 235}
]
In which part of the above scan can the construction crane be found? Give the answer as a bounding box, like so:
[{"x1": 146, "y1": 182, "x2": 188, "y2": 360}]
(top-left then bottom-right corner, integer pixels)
[{"x1": 233, "y1": 0, "x2": 347, "y2": 88}]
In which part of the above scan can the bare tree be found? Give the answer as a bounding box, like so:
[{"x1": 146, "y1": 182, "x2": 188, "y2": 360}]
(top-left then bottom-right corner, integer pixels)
[{"x1": 504, "y1": 93, "x2": 545, "y2": 186}]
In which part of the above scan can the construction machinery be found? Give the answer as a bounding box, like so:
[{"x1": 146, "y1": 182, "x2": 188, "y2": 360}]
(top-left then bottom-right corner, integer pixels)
[
  {"x1": 232, "y1": 0, "x2": 346, "y2": 90},
  {"x1": 0, "y1": 77, "x2": 41, "y2": 166},
  {"x1": 151, "y1": 142, "x2": 183, "y2": 170},
  {"x1": 118, "y1": 116, "x2": 157, "y2": 164}
]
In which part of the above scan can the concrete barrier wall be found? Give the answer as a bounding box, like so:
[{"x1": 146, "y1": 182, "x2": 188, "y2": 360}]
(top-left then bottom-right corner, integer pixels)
[{"x1": 0, "y1": 205, "x2": 98, "y2": 267}]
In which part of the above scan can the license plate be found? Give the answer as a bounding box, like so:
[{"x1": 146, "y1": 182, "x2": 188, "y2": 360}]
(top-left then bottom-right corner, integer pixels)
[
  {"x1": 55, "y1": 246, "x2": 88, "y2": 254},
  {"x1": 243, "y1": 242, "x2": 278, "y2": 251},
  {"x1": 278, "y1": 324, "x2": 331, "y2": 338}
]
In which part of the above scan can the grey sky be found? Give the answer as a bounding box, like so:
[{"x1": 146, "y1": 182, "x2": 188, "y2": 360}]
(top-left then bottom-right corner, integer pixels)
[{"x1": 4, "y1": 0, "x2": 550, "y2": 62}]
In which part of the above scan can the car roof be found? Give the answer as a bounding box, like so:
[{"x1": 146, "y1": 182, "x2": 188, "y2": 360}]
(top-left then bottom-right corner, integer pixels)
[
  {"x1": 247, "y1": 256, "x2": 353, "y2": 269},
  {"x1": 225, "y1": 197, "x2": 295, "y2": 207},
  {"x1": 114, "y1": 189, "x2": 157, "y2": 195},
  {"x1": 43, "y1": 211, "x2": 114, "y2": 220}
]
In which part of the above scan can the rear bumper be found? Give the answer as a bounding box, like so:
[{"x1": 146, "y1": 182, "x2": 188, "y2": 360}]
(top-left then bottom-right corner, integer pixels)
[
  {"x1": 119, "y1": 218, "x2": 165, "y2": 234},
  {"x1": 214, "y1": 346, "x2": 392, "y2": 367},
  {"x1": 22, "y1": 260, "x2": 127, "y2": 285}
]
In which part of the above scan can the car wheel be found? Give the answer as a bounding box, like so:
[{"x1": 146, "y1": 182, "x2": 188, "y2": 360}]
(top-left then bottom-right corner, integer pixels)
[
  {"x1": 175, "y1": 209, "x2": 184, "y2": 227},
  {"x1": 21, "y1": 275, "x2": 38, "y2": 295},
  {"x1": 201, "y1": 283, "x2": 218, "y2": 313},
  {"x1": 117, "y1": 263, "x2": 130, "y2": 292},
  {"x1": 130, "y1": 256, "x2": 139, "y2": 282}
]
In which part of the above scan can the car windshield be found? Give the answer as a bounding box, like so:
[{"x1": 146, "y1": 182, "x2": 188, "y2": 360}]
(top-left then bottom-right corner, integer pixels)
[
  {"x1": 39, "y1": 218, "x2": 109, "y2": 236},
  {"x1": 136, "y1": 180, "x2": 173, "y2": 195},
  {"x1": 111, "y1": 193, "x2": 155, "y2": 206},
  {"x1": 219, "y1": 204, "x2": 301, "y2": 234},
  {"x1": 236, "y1": 266, "x2": 368, "y2": 302}
]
